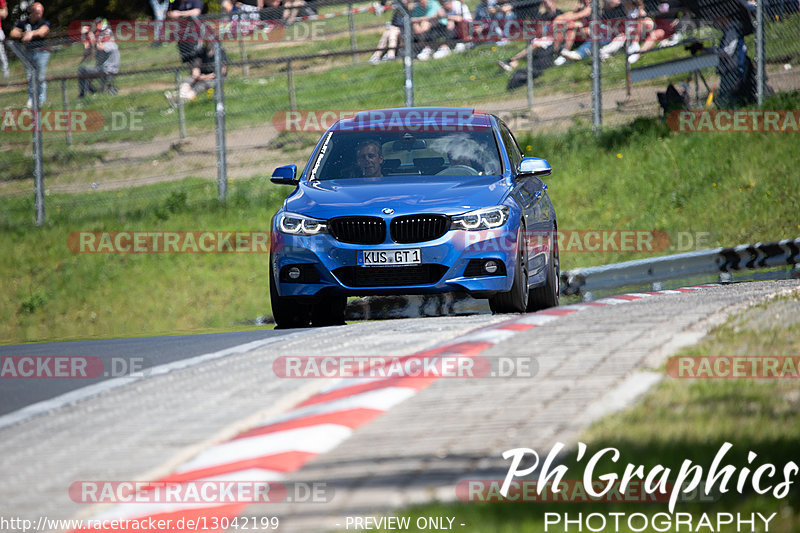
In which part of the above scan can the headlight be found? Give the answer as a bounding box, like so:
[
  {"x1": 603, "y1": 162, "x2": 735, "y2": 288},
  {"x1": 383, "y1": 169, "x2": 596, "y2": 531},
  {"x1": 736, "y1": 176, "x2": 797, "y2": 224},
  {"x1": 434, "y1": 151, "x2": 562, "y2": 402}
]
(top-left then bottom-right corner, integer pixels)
[
  {"x1": 277, "y1": 212, "x2": 328, "y2": 236},
  {"x1": 451, "y1": 206, "x2": 510, "y2": 230}
]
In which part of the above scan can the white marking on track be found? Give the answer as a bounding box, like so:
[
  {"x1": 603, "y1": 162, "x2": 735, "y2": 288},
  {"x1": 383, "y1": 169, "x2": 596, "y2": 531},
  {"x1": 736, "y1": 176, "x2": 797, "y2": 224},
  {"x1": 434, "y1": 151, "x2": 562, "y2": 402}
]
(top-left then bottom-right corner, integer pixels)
[{"x1": 175, "y1": 424, "x2": 353, "y2": 473}]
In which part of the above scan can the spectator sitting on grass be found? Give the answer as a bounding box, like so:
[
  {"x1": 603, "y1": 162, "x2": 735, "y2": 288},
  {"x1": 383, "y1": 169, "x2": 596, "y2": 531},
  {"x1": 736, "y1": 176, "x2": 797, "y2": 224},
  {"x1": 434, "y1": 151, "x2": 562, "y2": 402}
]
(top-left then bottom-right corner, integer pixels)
[
  {"x1": 541, "y1": 0, "x2": 631, "y2": 64},
  {"x1": 596, "y1": 0, "x2": 654, "y2": 61},
  {"x1": 429, "y1": 0, "x2": 472, "y2": 59},
  {"x1": 282, "y1": 0, "x2": 306, "y2": 26},
  {"x1": 165, "y1": 42, "x2": 228, "y2": 107},
  {"x1": 78, "y1": 18, "x2": 120, "y2": 98},
  {"x1": 221, "y1": 0, "x2": 264, "y2": 35},
  {"x1": 547, "y1": 0, "x2": 592, "y2": 64},
  {"x1": 496, "y1": 0, "x2": 562, "y2": 71},
  {"x1": 412, "y1": 0, "x2": 444, "y2": 60},
  {"x1": 369, "y1": 0, "x2": 410, "y2": 63},
  {"x1": 627, "y1": 12, "x2": 679, "y2": 63}
]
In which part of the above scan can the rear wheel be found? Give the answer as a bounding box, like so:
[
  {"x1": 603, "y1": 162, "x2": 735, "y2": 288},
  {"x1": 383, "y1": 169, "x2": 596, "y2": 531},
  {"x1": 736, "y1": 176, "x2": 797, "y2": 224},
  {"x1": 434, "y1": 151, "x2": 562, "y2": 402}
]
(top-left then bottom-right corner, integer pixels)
[
  {"x1": 528, "y1": 244, "x2": 559, "y2": 311},
  {"x1": 489, "y1": 234, "x2": 529, "y2": 314},
  {"x1": 269, "y1": 261, "x2": 312, "y2": 329}
]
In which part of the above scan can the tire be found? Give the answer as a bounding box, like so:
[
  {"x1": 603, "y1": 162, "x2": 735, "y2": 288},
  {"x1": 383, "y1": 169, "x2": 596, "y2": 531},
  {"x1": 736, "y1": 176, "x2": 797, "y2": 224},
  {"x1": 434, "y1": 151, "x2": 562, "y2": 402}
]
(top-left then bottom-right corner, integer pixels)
[
  {"x1": 489, "y1": 233, "x2": 529, "y2": 314},
  {"x1": 311, "y1": 294, "x2": 347, "y2": 327},
  {"x1": 528, "y1": 243, "x2": 559, "y2": 312},
  {"x1": 269, "y1": 261, "x2": 312, "y2": 329}
]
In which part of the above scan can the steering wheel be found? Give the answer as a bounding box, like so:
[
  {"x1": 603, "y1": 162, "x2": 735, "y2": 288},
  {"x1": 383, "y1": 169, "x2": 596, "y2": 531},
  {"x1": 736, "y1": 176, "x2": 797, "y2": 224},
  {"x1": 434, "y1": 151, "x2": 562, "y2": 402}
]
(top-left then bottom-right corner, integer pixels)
[{"x1": 436, "y1": 165, "x2": 479, "y2": 176}]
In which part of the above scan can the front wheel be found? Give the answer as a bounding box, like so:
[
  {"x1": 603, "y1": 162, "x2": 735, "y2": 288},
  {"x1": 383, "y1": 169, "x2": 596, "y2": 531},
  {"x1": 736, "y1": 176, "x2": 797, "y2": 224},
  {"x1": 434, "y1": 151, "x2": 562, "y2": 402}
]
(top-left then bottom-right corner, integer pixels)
[
  {"x1": 489, "y1": 236, "x2": 529, "y2": 314},
  {"x1": 269, "y1": 261, "x2": 311, "y2": 329}
]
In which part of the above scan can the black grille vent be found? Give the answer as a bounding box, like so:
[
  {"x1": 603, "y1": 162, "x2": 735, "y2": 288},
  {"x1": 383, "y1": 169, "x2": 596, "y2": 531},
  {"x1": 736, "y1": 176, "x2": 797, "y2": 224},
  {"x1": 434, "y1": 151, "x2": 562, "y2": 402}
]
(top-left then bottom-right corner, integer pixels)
[
  {"x1": 333, "y1": 265, "x2": 448, "y2": 287},
  {"x1": 390, "y1": 215, "x2": 449, "y2": 244},
  {"x1": 329, "y1": 217, "x2": 386, "y2": 245}
]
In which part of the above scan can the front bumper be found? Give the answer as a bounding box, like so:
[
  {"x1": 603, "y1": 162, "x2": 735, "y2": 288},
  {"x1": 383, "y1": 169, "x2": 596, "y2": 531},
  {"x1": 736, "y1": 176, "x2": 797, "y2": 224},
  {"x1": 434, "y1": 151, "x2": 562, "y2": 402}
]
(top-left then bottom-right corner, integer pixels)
[{"x1": 271, "y1": 220, "x2": 524, "y2": 298}]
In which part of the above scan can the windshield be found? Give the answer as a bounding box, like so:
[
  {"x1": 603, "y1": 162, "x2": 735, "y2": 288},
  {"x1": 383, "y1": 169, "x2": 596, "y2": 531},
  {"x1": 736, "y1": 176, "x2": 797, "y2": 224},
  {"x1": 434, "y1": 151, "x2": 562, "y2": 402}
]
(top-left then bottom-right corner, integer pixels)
[{"x1": 307, "y1": 129, "x2": 502, "y2": 181}]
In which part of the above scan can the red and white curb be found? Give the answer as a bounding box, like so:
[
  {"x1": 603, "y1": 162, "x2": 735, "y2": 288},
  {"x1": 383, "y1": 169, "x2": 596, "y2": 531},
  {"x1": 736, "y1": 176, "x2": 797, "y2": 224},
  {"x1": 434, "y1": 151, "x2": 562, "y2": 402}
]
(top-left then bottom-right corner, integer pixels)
[{"x1": 73, "y1": 285, "x2": 717, "y2": 532}]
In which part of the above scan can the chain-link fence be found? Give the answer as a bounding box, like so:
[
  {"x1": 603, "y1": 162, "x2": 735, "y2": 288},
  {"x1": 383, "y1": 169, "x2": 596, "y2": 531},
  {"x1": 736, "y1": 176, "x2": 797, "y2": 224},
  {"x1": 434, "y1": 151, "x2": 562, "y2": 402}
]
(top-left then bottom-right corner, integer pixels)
[{"x1": 2, "y1": 0, "x2": 799, "y2": 225}]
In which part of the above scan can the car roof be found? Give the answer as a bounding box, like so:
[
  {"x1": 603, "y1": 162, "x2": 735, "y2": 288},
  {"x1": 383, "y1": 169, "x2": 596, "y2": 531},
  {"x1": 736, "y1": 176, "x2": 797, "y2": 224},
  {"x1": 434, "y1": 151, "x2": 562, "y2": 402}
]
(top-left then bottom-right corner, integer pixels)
[{"x1": 330, "y1": 107, "x2": 494, "y2": 132}]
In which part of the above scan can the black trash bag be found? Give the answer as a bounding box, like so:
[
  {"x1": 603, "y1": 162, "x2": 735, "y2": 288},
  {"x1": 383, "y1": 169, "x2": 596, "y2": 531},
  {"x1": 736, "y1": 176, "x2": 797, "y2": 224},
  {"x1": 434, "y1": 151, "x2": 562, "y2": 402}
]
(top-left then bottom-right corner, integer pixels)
[
  {"x1": 657, "y1": 83, "x2": 689, "y2": 115},
  {"x1": 507, "y1": 47, "x2": 555, "y2": 91}
]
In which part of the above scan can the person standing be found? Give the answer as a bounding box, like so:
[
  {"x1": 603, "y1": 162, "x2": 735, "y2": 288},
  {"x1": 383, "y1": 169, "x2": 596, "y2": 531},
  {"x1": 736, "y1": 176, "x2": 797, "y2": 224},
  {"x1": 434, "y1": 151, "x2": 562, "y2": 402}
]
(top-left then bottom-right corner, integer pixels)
[
  {"x1": 9, "y1": 2, "x2": 50, "y2": 107},
  {"x1": 0, "y1": 0, "x2": 10, "y2": 79},
  {"x1": 150, "y1": 0, "x2": 170, "y2": 47},
  {"x1": 167, "y1": 0, "x2": 204, "y2": 63}
]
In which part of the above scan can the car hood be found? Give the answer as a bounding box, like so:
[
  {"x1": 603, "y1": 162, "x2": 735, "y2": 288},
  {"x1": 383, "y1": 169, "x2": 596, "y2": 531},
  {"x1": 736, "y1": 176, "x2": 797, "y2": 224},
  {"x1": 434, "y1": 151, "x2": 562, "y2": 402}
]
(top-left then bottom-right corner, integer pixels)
[{"x1": 284, "y1": 175, "x2": 510, "y2": 218}]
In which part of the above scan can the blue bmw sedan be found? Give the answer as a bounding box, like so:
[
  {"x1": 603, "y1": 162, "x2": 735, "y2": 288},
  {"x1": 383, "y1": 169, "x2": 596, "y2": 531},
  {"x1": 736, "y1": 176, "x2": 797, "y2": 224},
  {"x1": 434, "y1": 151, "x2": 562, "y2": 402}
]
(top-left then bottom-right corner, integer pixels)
[{"x1": 269, "y1": 107, "x2": 558, "y2": 328}]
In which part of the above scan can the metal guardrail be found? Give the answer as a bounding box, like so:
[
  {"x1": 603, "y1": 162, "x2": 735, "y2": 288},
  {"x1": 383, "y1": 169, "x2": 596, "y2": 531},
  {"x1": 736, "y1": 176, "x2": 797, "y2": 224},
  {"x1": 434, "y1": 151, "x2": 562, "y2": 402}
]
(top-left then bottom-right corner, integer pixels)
[{"x1": 561, "y1": 238, "x2": 800, "y2": 298}]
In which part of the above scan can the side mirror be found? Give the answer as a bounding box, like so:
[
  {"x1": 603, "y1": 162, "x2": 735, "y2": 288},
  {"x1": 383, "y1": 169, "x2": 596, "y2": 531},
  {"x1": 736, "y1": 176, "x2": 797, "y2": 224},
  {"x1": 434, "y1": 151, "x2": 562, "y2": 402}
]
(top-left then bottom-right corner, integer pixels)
[
  {"x1": 270, "y1": 164, "x2": 298, "y2": 185},
  {"x1": 517, "y1": 157, "x2": 552, "y2": 178}
]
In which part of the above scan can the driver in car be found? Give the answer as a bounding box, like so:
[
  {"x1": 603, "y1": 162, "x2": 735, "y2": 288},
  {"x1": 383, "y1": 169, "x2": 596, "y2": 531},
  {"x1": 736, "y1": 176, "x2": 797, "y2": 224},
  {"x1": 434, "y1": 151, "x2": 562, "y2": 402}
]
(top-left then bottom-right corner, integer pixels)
[{"x1": 356, "y1": 139, "x2": 384, "y2": 177}]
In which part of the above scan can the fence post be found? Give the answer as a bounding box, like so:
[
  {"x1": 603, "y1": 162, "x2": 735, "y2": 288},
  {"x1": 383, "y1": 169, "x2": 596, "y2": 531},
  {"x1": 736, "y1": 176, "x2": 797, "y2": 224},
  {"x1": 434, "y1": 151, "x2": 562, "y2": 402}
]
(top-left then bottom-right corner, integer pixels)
[
  {"x1": 590, "y1": 0, "x2": 602, "y2": 135},
  {"x1": 395, "y1": 0, "x2": 414, "y2": 107},
  {"x1": 175, "y1": 69, "x2": 186, "y2": 139},
  {"x1": 525, "y1": 40, "x2": 534, "y2": 112},
  {"x1": 239, "y1": 40, "x2": 250, "y2": 78},
  {"x1": 755, "y1": 0, "x2": 765, "y2": 105},
  {"x1": 61, "y1": 79, "x2": 72, "y2": 147},
  {"x1": 213, "y1": 41, "x2": 228, "y2": 204},
  {"x1": 8, "y1": 40, "x2": 45, "y2": 225},
  {"x1": 349, "y1": 2, "x2": 358, "y2": 64},
  {"x1": 287, "y1": 59, "x2": 297, "y2": 111},
  {"x1": 624, "y1": 33, "x2": 632, "y2": 97}
]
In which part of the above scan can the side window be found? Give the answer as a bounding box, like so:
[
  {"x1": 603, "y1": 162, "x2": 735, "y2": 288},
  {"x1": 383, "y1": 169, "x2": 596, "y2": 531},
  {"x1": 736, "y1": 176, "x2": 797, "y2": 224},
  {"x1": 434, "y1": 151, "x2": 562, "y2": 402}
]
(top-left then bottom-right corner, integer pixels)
[{"x1": 499, "y1": 123, "x2": 522, "y2": 172}]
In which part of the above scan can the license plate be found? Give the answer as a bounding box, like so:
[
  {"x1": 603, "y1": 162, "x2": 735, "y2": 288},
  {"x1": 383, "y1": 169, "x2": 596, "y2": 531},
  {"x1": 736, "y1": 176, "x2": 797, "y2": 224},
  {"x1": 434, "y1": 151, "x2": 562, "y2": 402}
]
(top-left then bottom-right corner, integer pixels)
[{"x1": 358, "y1": 249, "x2": 421, "y2": 266}]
